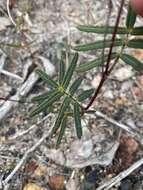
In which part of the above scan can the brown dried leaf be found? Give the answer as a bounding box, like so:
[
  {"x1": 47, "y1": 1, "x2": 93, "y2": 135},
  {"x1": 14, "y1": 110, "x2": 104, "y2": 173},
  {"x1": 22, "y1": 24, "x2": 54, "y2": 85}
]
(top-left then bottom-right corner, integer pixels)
[
  {"x1": 48, "y1": 175, "x2": 65, "y2": 190},
  {"x1": 120, "y1": 136, "x2": 139, "y2": 154},
  {"x1": 132, "y1": 87, "x2": 143, "y2": 100},
  {"x1": 25, "y1": 160, "x2": 38, "y2": 173},
  {"x1": 115, "y1": 135, "x2": 139, "y2": 171}
]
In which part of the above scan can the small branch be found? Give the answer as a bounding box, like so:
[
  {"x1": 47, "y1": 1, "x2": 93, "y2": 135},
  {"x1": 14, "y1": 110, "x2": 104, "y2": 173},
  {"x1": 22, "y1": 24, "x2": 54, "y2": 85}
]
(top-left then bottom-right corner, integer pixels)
[
  {"x1": 97, "y1": 157, "x2": 143, "y2": 190},
  {"x1": 0, "y1": 69, "x2": 23, "y2": 81},
  {"x1": 0, "y1": 115, "x2": 54, "y2": 188},
  {"x1": 4, "y1": 134, "x2": 49, "y2": 184},
  {"x1": 85, "y1": 0, "x2": 125, "y2": 110},
  {"x1": 41, "y1": 109, "x2": 143, "y2": 145},
  {"x1": 0, "y1": 71, "x2": 39, "y2": 121},
  {"x1": 95, "y1": 111, "x2": 143, "y2": 145},
  {"x1": 6, "y1": 0, "x2": 16, "y2": 26},
  {"x1": 105, "y1": 0, "x2": 125, "y2": 75},
  {"x1": 0, "y1": 54, "x2": 6, "y2": 70},
  {"x1": 0, "y1": 55, "x2": 22, "y2": 85},
  {"x1": 82, "y1": 108, "x2": 143, "y2": 145},
  {"x1": 9, "y1": 114, "x2": 50, "y2": 141},
  {"x1": 84, "y1": 77, "x2": 106, "y2": 111},
  {"x1": 101, "y1": 0, "x2": 113, "y2": 74}
]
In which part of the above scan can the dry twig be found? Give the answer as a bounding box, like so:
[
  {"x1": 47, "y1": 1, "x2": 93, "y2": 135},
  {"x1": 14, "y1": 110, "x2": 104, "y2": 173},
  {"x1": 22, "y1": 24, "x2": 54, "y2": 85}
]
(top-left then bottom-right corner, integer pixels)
[
  {"x1": 97, "y1": 157, "x2": 143, "y2": 190},
  {"x1": 9, "y1": 115, "x2": 50, "y2": 141},
  {"x1": 0, "y1": 69, "x2": 23, "y2": 81},
  {"x1": 6, "y1": 0, "x2": 16, "y2": 26},
  {"x1": 0, "y1": 71, "x2": 39, "y2": 121},
  {"x1": 0, "y1": 114, "x2": 54, "y2": 189},
  {"x1": 95, "y1": 111, "x2": 143, "y2": 145}
]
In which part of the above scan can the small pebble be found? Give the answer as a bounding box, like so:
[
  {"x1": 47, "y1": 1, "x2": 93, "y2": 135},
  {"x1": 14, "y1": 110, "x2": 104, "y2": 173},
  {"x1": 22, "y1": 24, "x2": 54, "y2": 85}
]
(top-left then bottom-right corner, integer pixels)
[
  {"x1": 119, "y1": 179, "x2": 132, "y2": 190},
  {"x1": 114, "y1": 67, "x2": 134, "y2": 81},
  {"x1": 85, "y1": 168, "x2": 101, "y2": 183},
  {"x1": 103, "y1": 90, "x2": 114, "y2": 99},
  {"x1": 91, "y1": 75, "x2": 101, "y2": 88}
]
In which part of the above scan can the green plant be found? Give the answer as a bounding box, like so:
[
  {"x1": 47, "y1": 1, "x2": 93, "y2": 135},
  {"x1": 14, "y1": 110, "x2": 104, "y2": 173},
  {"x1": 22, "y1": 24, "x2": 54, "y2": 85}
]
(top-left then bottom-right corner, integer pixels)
[
  {"x1": 30, "y1": 1, "x2": 143, "y2": 146},
  {"x1": 30, "y1": 53, "x2": 94, "y2": 146}
]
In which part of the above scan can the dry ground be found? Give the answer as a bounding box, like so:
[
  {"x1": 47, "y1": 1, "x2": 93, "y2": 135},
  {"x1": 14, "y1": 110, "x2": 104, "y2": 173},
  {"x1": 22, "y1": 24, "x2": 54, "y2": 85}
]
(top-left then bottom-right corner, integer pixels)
[{"x1": 0, "y1": 0, "x2": 143, "y2": 190}]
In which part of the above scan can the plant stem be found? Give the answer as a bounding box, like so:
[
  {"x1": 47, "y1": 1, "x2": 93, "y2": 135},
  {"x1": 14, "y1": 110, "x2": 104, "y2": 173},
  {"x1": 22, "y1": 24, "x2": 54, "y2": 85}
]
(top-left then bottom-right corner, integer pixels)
[
  {"x1": 101, "y1": 1, "x2": 113, "y2": 74},
  {"x1": 84, "y1": 0, "x2": 125, "y2": 111}
]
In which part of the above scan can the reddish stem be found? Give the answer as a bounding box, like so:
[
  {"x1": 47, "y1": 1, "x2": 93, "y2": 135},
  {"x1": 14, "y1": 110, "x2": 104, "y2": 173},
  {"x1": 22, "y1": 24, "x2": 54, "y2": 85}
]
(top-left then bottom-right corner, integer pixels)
[{"x1": 85, "y1": 0, "x2": 125, "y2": 111}]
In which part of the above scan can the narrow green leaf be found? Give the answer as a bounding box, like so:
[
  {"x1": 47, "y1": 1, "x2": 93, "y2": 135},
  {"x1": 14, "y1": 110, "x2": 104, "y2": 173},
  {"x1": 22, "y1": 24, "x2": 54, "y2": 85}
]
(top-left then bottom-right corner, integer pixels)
[
  {"x1": 131, "y1": 27, "x2": 143, "y2": 35},
  {"x1": 30, "y1": 91, "x2": 63, "y2": 116},
  {"x1": 52, "y1": 74, "x2": 82, "y2": 135},
  {"x1": 35, "y1": 69, "x2": 58, "y2": 88},
  {"x1": 126, "y1": 4, "x2": 136, "y2": 29},
  {"x1": 77, "y1": 25, "x2": 128, "y2": 34},
  {"x1": 74, "y1": 103, "x2": 82, "y2": 138},
  {"x1": 76, "y1": 53, "x2": 117, "y2": 72},
  {"x1": 31, "y1": 90, "x2": 56, "y2": 102},
  {"x1": 56, "y1": 116, "x2": 67, "y2": 146},
  {"x1": 74, "y1": 39, "x2": 123, "y2": 51},
  {"x1": 52, "y1": 96, "x2": 71, "y2": 134},
  {"x1": 58, "y1": 52, "x2": 65, "y2": 84},
  {"x1": 120, "y1": 54, "x2": 143, "y2": 72},
  {"x1": 69, "y1": 77, "x2": 83, "y2": 95},
  {"x1": 127, "y1": 39, "x2": 143, "y2": 49},
  {"x1": 62, "y1": 53, "x2": 78, "y2": 89},
  {"x1": 78, "y1": 89, "x2": 94, "y2": 102},
  {"x1": 47, "y1": 106, "x2": 54, "y2": 113}
]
